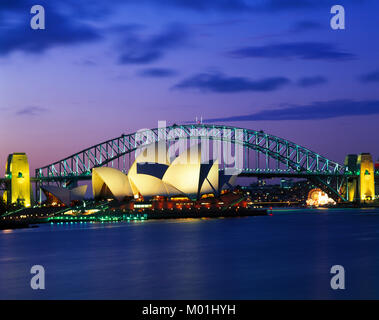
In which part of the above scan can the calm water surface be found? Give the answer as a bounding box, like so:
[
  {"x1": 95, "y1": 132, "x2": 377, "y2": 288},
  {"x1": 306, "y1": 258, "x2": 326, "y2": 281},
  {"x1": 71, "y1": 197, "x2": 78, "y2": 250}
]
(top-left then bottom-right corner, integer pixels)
[{"x1": 1, "y1": 208, "x2": 379, "y2": 299}]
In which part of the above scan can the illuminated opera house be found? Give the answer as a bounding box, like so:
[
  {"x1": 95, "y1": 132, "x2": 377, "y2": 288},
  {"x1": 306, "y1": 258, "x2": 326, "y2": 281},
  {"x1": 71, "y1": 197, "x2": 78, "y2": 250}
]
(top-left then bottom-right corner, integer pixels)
[
  {"x1": 43, "y1": 144, "x2": 238, "y2": 208},
  {"x1": 92, "y1": 144, "x2": 236, "y2": 204}
]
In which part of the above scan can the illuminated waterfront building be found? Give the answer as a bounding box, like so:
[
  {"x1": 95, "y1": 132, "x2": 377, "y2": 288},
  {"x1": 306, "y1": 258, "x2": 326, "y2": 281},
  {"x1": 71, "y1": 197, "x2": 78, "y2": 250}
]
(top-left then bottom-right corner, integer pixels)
[{"x1": 92, "y1": 144, "x2": 236, "y2": 201}]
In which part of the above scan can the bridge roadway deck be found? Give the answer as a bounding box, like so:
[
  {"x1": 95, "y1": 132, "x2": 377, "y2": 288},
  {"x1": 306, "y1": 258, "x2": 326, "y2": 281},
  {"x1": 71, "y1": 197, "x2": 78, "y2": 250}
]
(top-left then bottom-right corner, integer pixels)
[
  {"x1": 2, "y1": 171, "x2": 379, "y2": 184},
  {"x1": 32, "y1": 171, "x2": 354, "y2": 182}
]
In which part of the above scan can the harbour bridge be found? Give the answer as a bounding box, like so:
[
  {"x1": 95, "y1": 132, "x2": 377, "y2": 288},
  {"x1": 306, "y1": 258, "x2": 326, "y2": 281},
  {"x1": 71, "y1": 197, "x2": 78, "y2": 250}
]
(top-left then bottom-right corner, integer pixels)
[{"x1": 1, "y1": 124, "x2": 378, "y2": 204}]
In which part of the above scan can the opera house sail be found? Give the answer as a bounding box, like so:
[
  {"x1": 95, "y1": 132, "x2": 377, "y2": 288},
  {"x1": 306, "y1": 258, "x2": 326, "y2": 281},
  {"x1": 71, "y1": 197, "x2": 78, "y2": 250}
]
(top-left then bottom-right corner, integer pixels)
[{"x1": 92, "y1": 167, "x2": 133, "y2": 201}]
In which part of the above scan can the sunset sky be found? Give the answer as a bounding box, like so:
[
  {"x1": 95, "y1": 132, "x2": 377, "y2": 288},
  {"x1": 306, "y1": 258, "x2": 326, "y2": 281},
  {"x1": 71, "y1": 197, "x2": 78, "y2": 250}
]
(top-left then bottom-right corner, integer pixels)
[{"x1": 1, "y1": 0, "x2": 379, "y2": 173}]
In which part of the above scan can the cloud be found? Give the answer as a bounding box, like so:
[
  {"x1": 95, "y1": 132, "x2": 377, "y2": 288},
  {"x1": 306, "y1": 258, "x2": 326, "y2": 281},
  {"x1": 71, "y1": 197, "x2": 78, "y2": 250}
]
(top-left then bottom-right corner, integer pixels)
[
  {"x1": 229, "y1": 42, "x2": 355, "y2": 61},
  {"x1": 0, "y1": 3, "x2": 101, "y2": 56},
  {"x1": 138, "y1": 68, "x2": 178, "y2": 77},
  {"x1": 118, "y1": 24, "x2": 190, "y2": 64},
  {"x1": 75, "y1": 59, "x2": 97, "y2": 66},
  {"x1": 257, "y1": 0, "x2": 324, "y2": 11},
  {"x1": 127, "y1": 0, "x2": 250, "y2": 12},
  {"x1": 290, "y1": 20, "x2": 323, "y2": 33},
  {"x1": 173, "y1": 72, "x2": 290, "y2": 93},
  {"x1": 359, "y1": 70, "x2": 379, "y2": 83},
  {"x1": 247, "y1": 20, "x2": 323, "y2": 42},
  {"x1": 196, "y1": 19, "x2": 246, "y2": 28},
  {"x1": 107, "y1": 23, "x2": 145, "y2": 34},
  {"x1": 252, "y1": 0, "x2": 365, "y2": 12},
  {"x1": 0, "y1": 0, "x2": 116, "y2": 20},
  {"x1": 204, "y1": 100, "x2": 379, "y2": 122},
  {"x1": 110, "y1": 0, "x2": 362, "y2": 13},
  {"x1": 297, "y1": 76, "x2": 327, "y2": 87},
  {"x1": 0, "y1": 0, "x2": 365, "y2": 20},
  {"x1": 15, "y1": 106, "x2": 47, "y2": 116}
]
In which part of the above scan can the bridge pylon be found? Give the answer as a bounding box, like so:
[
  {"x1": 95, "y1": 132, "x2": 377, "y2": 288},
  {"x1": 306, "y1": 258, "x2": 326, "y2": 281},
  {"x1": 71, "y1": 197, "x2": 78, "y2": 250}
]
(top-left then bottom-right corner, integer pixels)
[
  {"x1": 341, "y1": 153, "x2": 376, "y2": 202},
  {"x1": 3, "y1": 153, "x2": 32, "y2": 207},
  {"x1": 358, "y1": 153, "x2": 375, "y2": 202}
]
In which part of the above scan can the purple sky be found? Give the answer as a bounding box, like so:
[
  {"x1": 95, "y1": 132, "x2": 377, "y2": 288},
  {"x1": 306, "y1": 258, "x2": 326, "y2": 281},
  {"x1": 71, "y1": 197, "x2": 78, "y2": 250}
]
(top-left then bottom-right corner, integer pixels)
[{"x1": 1, "y1": 0, "x2": 379, "y2": 174}]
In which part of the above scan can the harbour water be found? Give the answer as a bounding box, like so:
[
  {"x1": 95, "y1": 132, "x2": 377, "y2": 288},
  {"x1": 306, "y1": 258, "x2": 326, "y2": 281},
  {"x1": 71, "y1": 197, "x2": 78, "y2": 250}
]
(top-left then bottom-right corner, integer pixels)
[{"x1": 1, "y1": 208, "x2": 379, "y2": 299}]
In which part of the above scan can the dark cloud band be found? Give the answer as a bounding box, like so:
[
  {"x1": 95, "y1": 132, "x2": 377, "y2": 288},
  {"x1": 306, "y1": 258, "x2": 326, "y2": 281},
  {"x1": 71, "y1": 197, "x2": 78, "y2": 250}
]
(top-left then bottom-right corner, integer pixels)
[
  {"x1": 230, "y1": 42, "x2": 355, "y2": 61},
  {"x1": 359, "y1": 70, "x2": 379, "y2": 83},
  {"x1": 173, "y1": 72, "x2": 290, "y2": 93},
  {"x1": 297, "y1": 76, "x2": 327, "y2": 87},
  {"x1": 137, "y1": 68, "x2": 178, "y2": 78},
  {"x1": 204, "y1": 100, "x2": 379, "y2": 122},
  {"x1": 118, "y1": 24, "x2": 190, "y2": 65}
]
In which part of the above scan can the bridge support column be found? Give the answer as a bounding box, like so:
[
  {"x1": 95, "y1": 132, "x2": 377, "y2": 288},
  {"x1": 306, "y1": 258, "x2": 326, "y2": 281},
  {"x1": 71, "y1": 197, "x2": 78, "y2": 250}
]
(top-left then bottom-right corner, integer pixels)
[
  {"x1": 343, "y1": 154, "x2": 358, "y2": 202},
  {"x1": 343, "y1": 153, "x2": 376, "y2": 202},
  {"x1": 4, "y1": 153, "x2": 32, "y2": 207},
  {"x1": 358, "y1": 153, "x2": 375, "y2": 202}
]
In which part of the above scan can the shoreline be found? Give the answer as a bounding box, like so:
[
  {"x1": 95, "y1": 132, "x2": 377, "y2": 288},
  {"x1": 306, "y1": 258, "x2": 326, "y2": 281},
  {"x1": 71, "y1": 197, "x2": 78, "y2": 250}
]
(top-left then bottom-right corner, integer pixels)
[
  {"x1": 1, "y1": 207, "x2": 268, "y2": 230},
  {"x1": 3, "y1": 204, "x2": 379, "y2": 231}
]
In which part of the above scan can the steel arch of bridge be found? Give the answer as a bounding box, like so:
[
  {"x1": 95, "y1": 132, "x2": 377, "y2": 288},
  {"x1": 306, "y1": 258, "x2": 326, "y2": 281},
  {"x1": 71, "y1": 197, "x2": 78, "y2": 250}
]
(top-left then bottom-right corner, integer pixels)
[{"x1": 35, "y1": 124, "x2": 348, "y2": 200}]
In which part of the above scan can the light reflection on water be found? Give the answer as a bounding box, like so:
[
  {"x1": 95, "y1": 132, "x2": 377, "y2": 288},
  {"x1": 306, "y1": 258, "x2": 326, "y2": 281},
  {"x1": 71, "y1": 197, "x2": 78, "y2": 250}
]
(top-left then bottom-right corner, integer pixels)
[{"x1": 1, "y1": 208, "x2": 379, "y2": 299}]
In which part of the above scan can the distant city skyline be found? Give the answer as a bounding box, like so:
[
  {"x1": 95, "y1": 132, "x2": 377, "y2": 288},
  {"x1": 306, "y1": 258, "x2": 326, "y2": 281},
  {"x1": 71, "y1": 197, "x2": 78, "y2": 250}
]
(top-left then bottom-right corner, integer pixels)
[{"x1": 1, "y1": 0, "x2": 379, "y2": 173}]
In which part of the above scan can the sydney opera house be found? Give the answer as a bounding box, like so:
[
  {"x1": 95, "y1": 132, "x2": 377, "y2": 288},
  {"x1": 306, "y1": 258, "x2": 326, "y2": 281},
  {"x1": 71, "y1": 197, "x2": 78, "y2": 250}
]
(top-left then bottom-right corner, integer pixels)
[{"x1": 42, "y1": 144, "x2": 238, "y2": 209}]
